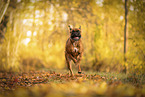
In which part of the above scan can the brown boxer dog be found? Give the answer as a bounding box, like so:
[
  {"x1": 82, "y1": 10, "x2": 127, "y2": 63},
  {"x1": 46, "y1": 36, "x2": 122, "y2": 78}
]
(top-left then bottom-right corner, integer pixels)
[{"x1": 65, "y1": 25, "x2": 84, "y2": 76}]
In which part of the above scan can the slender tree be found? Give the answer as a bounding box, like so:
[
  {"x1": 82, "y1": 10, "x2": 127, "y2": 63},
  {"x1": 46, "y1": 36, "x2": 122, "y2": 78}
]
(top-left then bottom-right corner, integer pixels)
[
  {"x1": 123, "y1": 0, "x2": 128, "y2": 73},
  {"x1": 0, "y1": 0, "x2": 10, "y2": 23}
]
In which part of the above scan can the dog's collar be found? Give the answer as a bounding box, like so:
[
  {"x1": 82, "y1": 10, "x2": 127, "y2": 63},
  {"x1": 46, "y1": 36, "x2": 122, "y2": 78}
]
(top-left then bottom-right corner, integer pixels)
[
  {"x1": 70, "y1": 38, "x2": 76, "y2": 43},
  {"x1": 70, "y1": 38, "x2": 74, "y2": 44},
  {"x1": 70, "y1": 38, "x2": 77, "y2": 46}
]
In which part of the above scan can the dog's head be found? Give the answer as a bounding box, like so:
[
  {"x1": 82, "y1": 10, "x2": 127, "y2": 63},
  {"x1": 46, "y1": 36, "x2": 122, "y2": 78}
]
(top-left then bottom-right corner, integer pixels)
[{"x1": 68, "y1": 25, "x2": 81, "y2": 41}]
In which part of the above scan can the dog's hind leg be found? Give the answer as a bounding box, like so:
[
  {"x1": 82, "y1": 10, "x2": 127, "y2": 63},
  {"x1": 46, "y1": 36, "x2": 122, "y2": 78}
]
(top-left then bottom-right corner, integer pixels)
[
  {"x1": 67, "y1": 61, "x2": 74, "y2": 76},
  {"x1": 76, "y1": 53, "x2": 83, "y2": 74},
  {"x1": 65, "y1": 53, "x2": 74, "y2": 76}
]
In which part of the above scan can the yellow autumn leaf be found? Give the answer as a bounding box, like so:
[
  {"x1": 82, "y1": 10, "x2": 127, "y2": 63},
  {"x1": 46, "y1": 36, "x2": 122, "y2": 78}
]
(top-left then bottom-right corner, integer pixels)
[{"x1": 2, "y1": 79, "x2": 6, "y2": 82}]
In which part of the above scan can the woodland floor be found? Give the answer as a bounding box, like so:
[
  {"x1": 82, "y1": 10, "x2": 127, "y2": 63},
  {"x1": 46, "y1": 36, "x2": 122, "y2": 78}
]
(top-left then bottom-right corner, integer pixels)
[{"x1": 0, "y1": 69, "x2": 145, "y2": 97}]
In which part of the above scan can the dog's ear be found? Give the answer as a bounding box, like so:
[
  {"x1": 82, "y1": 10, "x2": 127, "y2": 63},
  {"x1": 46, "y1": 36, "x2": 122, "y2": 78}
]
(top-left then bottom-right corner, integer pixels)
[
  {"x1": 68, "y1": 25, "x2": 72, "y2": 31},
  {"x1": 79, "y1": 26, "x2": 81, "y2": 30}
]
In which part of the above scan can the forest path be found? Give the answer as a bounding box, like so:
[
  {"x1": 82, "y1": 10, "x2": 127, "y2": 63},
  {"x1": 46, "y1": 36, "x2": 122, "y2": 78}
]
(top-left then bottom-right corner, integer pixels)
[{"x1": 0, "y1": 70, "x2": 145, "y2": 97}]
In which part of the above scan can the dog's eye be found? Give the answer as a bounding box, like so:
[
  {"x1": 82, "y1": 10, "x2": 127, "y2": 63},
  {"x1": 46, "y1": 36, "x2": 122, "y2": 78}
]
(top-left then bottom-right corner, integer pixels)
[{"x1": 72, "y1": 30, "x2": 75, "y2": 32}]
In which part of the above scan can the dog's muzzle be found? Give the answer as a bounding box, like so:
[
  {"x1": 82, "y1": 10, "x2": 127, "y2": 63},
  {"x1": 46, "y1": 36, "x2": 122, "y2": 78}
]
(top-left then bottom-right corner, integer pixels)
[
  {"x1": 72, "y1": 36, "x2": 81, "y2": 41},
  {"x1": 71, "y1": 32, "x2": 81, "y2": 41}
]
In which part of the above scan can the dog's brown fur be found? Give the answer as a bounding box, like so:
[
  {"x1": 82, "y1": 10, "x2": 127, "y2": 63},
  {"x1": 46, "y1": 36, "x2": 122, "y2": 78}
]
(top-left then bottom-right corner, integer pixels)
[{"x1": 65, "y1": 26, "x2": 83, "y2": 76}]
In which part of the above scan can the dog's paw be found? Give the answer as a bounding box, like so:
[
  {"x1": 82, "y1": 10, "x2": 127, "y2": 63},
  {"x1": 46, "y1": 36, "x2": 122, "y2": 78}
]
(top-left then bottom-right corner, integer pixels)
[{"x1": 78, "y1": 71, "x2": 81, "y2": 74}]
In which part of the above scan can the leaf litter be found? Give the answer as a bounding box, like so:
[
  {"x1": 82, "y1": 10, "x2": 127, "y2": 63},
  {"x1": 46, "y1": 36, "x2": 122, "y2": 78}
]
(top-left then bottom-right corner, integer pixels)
[{"x1": 0, "y1": 70, "x2": 145, "y2": 97}]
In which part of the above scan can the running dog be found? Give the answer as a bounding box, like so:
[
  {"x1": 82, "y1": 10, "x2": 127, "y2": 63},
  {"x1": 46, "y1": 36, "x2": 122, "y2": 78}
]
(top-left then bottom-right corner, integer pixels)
[{"x1": 65, "y1": 25, "x2": 83, "y2": 76}]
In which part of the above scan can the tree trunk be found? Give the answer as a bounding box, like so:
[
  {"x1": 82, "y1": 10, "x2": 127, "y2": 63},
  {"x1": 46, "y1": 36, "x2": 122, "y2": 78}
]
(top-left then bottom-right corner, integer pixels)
[
  {"x1": 123, "y1": 0, "x2": 128, "y2": 73},
  {"x1": 0, "y1": 0, "x2": 10, "y2": 23}
]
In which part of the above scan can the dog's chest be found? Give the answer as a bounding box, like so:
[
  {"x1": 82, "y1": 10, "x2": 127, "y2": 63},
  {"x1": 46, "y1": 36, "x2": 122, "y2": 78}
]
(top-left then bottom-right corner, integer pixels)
[{"x1": 73, "y1": 42, "x2": 79, "y2": 53}]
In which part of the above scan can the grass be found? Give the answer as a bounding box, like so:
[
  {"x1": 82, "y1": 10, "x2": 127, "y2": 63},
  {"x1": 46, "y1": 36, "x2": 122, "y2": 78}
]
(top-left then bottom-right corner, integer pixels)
[{"x1": 42, "y1": 68, "x2": 145, "y2": 85}]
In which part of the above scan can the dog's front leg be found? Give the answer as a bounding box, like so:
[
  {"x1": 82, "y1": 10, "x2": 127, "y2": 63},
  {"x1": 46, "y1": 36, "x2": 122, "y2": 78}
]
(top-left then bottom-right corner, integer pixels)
[{"x1": 66, "y1": 52, "x2": 77, "y2": 63}]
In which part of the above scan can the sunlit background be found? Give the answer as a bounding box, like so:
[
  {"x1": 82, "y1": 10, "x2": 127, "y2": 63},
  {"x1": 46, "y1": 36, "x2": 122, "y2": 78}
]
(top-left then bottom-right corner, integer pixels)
[{"x1": 0, "y1": 0, "x2": 144, "y2": 76}]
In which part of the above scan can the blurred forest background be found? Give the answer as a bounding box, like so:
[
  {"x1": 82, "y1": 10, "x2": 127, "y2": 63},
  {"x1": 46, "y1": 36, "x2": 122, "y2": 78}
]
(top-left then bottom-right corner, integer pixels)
[{"x1": 0, "y1": 0, "x2": 144, "y2": 76}]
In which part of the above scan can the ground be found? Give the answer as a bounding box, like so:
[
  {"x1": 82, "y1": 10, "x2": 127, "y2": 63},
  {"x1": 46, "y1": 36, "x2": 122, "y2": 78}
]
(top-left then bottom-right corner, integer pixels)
[{"x1": 0, "y1": 69, "x2": 145, "y2": 97}]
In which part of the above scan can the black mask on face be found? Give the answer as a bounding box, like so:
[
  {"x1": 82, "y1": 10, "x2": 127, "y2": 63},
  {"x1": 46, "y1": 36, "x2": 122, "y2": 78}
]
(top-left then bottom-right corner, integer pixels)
[{"x1": 71, "y1": 30, "x2": 81, "y2": 41}]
